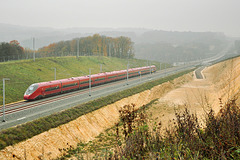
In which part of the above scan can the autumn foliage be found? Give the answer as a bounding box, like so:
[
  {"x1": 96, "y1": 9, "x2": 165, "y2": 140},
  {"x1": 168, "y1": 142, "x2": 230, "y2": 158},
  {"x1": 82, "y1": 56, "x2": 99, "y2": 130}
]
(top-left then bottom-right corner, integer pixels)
[
  {"x1": 38, "y1": 34, "x2": 134, "y2": 59},
  {"x1": 0, "y1": 40, "x2": 24, "y2": 57}
]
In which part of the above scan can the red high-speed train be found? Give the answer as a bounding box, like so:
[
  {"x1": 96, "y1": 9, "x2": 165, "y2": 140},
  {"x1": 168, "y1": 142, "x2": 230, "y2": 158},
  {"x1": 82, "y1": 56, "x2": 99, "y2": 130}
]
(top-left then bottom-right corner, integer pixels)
[{"x1": 24, "y1": 65, "x2": 156, "y2": 100}]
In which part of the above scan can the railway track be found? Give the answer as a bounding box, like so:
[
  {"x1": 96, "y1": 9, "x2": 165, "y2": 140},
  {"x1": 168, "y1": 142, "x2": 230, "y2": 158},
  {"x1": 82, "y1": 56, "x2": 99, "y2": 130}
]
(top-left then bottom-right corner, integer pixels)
[
  {"x1": 0, "y1": 78, "x2": 130, "y2": 117},
  {"x1": 0, "y1": 71, "x2": 152, "y2": 117},
  {"x1": 0, "y1": 64, "x2": 196, "y2": 130}
]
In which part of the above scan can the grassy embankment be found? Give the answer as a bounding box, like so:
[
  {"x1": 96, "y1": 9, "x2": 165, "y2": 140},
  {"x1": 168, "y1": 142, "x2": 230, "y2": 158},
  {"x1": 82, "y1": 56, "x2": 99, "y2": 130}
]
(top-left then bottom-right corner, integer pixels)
[
  {"x1": 0, "y1": 56, "x2": 166, "y2": 104},
  {"x1": 0, "y1": 56, "x2": 176, "y2": 150}
]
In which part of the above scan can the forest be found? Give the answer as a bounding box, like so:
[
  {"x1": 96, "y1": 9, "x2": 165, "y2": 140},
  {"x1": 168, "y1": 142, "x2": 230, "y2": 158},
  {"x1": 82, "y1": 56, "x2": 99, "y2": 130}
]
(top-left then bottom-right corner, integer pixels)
[{"x1": 37, "y1": 34, "x2": 134, "y2": 59}]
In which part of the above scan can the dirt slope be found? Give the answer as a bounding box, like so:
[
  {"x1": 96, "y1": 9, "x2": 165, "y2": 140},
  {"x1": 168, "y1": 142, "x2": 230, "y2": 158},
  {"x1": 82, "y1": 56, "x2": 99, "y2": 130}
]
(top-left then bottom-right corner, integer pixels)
[
  {"x1": 0, "y1": 73, "x2": 192, "y2": 160},
  {"x1": 1, "y1": 57, "x2": 240, "y2": 160},
  {"x1": 147, "y1": 57, "x2": 240, "y2": 130}
]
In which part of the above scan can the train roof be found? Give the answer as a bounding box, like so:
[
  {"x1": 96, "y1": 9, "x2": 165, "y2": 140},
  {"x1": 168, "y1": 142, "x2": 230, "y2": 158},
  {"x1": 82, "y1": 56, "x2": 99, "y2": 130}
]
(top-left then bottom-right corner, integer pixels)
[
  {"x1": 91, "y1": 72, "x2": 107, "y2": 78},
  {"x1": 59, "y1": 77, "x2": 79, "y2": 83},
  {"x1": 34, "y1": 66, "x2": 155, "y2": 87},
  {"x1": 37, "y1": 80, "x2": 61, "y2": 87},
  {"x1": 77, "y1": 76, "x2": 89, "y2": 80}
]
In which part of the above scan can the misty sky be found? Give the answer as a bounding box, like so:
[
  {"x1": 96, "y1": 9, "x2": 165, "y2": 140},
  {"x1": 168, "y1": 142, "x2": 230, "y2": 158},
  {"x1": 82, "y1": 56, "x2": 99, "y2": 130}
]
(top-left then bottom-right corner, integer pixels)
[{"x1": 0, "y1": 0, "x2": 240, "y2": 37}]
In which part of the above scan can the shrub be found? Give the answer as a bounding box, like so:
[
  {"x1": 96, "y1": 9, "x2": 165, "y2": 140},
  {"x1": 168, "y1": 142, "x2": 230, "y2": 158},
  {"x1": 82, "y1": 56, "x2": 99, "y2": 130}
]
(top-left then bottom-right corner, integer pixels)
[{"x1": 73, "y1": 99, "x2": 240, "y2": 159}]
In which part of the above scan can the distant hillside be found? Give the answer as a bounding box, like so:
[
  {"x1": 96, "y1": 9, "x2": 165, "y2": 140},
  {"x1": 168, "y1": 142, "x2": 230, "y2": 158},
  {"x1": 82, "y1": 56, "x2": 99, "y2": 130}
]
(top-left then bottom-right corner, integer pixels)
[
  {"x1": 135, "y1": 31, "x2": 228, "y2": 63},
  {"x1": 0, "y1": 23, "x2": 146, "y2": 49},
  {"x1": 136, "y1": 30, "x2": 226, "y2": 44},
  {"x1": 0, "y1": 23, "x2": 229, "y2": 63},
  {"x1": 0, "y1": 23, "x2": 226, "y2": 48}
]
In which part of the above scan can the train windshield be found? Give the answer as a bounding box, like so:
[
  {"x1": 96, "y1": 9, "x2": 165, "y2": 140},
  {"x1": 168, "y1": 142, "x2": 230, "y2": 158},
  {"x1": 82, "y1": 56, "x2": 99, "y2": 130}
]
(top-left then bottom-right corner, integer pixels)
[{"x1": 24, "y1": 84, "x2": 39, "y2": 95}]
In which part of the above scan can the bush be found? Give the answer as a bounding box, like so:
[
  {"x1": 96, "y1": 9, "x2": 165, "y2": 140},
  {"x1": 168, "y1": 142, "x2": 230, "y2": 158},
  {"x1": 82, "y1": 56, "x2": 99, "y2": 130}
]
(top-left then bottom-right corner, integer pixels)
[
  {"x1": 113, "y1": 100, "x2": 240, "y2": 159},
  {"x1": 70, "y1": 99, "x2": 240, "y2": 159}
]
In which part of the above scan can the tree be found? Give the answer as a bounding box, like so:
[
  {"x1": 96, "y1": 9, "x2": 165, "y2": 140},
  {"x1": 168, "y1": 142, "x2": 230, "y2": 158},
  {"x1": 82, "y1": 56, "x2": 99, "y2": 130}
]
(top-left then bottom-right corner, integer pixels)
[{"x1": 0, "y1": 41, "x2": 24, "y2": 57}]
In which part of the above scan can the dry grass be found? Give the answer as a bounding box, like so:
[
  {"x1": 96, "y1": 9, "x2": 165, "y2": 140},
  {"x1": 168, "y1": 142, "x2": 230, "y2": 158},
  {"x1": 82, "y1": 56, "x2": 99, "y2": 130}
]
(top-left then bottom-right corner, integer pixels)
[{"x1": 61, "y1": 98, "x2": 240, "y2": 159}]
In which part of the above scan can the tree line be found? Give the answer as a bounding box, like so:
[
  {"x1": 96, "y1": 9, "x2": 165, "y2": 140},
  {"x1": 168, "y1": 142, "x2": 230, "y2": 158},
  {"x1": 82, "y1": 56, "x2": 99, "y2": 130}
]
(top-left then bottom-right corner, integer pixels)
[
  {"x1": 0, "y1": 35, "x2": 134, "y2": 62},
  {"x1": 38, "y1": 34, "x2": 134, "y2": 59},
  {"x1": 0, "y1": 40, "x2": 24, "y2": 57}
]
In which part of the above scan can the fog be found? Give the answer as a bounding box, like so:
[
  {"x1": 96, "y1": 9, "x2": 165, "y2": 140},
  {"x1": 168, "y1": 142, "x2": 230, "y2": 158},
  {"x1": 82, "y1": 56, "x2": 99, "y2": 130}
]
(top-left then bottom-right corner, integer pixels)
[{"x1": 0, "y1": 0, "x2": 240, "y2": 37}]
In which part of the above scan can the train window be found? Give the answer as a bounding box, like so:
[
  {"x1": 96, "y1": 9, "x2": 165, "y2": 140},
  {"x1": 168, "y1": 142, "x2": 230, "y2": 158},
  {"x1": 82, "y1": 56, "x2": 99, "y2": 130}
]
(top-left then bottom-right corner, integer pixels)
[
  {"x1": 95, "y1": 78, "x2": 105, "y2": 81},
  {"x1": 62, "y1": 83, "x2": 78, "y2": 88},
  {"x1": 29, "y1": 86, "x2": 34, "y2": 91},
  {"x1": 80, "y1": 81, "x2": 90, "y2": 84},
  {"x1": 109, "y1": 76, "x2": 117, "y2": 79},
  {"x1": 24, "y1": 84, "x2": 39, "y2": 95},
  {"x1": 46, "y1": 87, "x2": 57, "y2": 92},
  {"x1": 45, "y1": 85, "x2": 60, "y2": 92}
]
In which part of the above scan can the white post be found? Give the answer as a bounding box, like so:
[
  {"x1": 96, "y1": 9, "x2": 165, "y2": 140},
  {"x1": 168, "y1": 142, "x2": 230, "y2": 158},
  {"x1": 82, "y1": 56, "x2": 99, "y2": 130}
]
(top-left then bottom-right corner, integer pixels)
[
  {"x1": 89, "y1": 68, "x2": 91, "y2": 96},
  {"x1": 127, "y1": 51, "x2": 130, "y2": 85},
  {"x1": 53, "y1": 68, "x2": 56, "y2": 80},
  {"x1": 109, "y1": 43, "x2": 111, "y2": 57},
  {"x1": 150, "y1": 62, "x2": 152, "y2": 75},
  {"x1": 51, "y1": 67, "x2": 56, "y2": 80},
  {"x1": 165, "y1": 63, "x2": 167, "y2": 76},
  {"x1": 127, "y1": 63, "x2": 129, "y2": 85},
  {"x1": 2, "y1": 78, "x2": 10, "y2": 122},
  {"x1": 77, "y1": 39, "x2": 79, "y2": 58},
  {"x1": 54, "y1": 68, "x2": 56, "y2": 80},
  {"x1": 33, "y1": 37, "x2": 35, "y2": 62}
]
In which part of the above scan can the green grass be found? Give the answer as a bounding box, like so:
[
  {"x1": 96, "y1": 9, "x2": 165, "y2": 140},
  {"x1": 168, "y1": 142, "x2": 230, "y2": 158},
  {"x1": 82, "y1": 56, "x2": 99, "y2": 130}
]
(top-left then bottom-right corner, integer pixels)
[{"x1": 0, "y1": 56, "x2": 166, "y2": 104}]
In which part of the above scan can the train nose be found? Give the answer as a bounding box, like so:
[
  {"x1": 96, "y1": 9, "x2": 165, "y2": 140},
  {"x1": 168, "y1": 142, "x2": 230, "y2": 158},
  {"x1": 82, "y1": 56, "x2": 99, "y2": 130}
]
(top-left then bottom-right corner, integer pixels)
[{"x1": 24, "y1": 95, "x2": 29, "y2": 100}]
